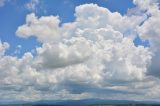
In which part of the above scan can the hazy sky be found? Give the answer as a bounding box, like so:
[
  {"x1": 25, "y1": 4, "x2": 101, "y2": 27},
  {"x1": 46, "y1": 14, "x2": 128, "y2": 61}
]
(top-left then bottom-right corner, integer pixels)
[{"x1": 0, "y1": 0, "x2": 160, "y2": 101}]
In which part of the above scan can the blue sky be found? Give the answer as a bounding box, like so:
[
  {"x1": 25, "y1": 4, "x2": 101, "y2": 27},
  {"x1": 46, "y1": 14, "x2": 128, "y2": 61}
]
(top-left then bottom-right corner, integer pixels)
[
  {"x1": 0, "y1": 0, "x2": 160, "y2": 102},
  {"x1": 0, "y1": 0, "x2": 148, "y2": 57}
]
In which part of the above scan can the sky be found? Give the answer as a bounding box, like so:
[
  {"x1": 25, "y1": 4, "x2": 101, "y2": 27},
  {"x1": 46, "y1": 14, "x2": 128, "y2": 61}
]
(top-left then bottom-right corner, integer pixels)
[{"x1": 0, "y1": 0, "x2": 160, "y2": 102}]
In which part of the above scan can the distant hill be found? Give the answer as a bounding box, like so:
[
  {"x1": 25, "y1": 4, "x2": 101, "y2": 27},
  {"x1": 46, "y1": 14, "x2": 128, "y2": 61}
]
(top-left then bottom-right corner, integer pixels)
[{"x1": 0, "y1": 99, "x2": 160, "y2": 106}]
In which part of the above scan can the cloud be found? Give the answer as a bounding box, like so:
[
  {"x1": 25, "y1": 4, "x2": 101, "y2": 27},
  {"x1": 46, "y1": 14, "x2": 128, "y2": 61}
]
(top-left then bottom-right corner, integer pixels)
[
  {"x1": 16, "y1": 13, "x2": 61, "y2": 43},
  {"x1": 25, "y1": 0, "x2": 40, "y2": 12},
  {"x1": 0, "y1": 40, "x2": 9, "y2": 56},
  {"x1": 17, "y1": 4, "x2": 146, "y2": 43},
  {"x1": 13, "y1": 45, "x2": 22, "y2": 55},
  {"x1": 1, "y1": 3, "x2": 160, "y2": 101},
  {"x1": 0, "y1": 0, "x2": 6, "y2": 7},
  {"x1": 35, "y1": 37, "x2": 93, "y2": 69},
  {"x1": 134, "y1": 0, "x2": 160, "y2": 78}
]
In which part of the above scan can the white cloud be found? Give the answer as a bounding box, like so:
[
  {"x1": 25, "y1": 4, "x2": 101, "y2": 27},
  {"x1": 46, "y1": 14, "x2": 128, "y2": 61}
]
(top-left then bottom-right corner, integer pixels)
[
  {"x1": 13, "y1": 45, "x2": 22, "y2": 55},
  {"x1": 75, "y1": 4, "x2": 145, "y2": 37},
  {"x1": 0, "y1": 41, "x2": 9, "y2": 56},
  {"x1": 134, "y1": 0, "x2": 160, "y2": 78},
  {"x1": 17, "y1": 4, "x2": 146, "y2": 43},
  {"x1": 1, "y1": 3, "x2": 160, "y2": 101},
  {"x1": 25, "y1": 0, "x2": 40, "y2": 12},
  {"x1": 16, "y1": 13, "x2": 61, "y2": 43},
  {"x1": 35, "y1": 37, "x2": 93, "y2": 69}
]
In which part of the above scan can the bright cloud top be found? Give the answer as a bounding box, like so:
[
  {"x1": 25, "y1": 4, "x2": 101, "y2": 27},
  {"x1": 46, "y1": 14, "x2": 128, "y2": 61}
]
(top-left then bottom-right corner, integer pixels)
[{"x1": 0, "y1": 0, "x2": 160, "y2": 101}]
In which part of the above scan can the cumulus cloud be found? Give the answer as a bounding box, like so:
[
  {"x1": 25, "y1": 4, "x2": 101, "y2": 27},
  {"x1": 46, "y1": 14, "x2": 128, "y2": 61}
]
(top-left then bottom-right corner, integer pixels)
[
  {"x1": 134, "y1": 0, "x2": 160, "y2": 78},
  {"x1": 16, "y1": 13, "x2": 61, "y2": 43},
  {"x1": 1, "y1": 2, "x2": 160, "y2": 101}
]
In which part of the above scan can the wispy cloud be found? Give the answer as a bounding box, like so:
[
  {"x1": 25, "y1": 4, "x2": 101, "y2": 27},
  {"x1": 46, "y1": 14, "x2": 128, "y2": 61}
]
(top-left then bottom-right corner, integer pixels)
[
  {"x1": 0, "y1": 0, "x2": 7, "y2": 7},
  {"x1": 25, "y1": 0, "x2": 39, "y2": 12}
]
